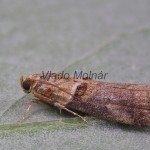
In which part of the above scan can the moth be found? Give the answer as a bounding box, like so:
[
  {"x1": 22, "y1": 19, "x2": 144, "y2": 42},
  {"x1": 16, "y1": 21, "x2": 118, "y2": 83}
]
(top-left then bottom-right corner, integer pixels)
[{"x1": 19, "y1": 73, "x2": 150, "y2": 126}]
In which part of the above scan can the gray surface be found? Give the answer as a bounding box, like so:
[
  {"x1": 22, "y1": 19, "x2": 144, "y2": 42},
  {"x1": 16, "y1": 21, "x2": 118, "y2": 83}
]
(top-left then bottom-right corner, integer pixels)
[{"x1": 0, "y1": 0, "x2": 150, "y2": 149}]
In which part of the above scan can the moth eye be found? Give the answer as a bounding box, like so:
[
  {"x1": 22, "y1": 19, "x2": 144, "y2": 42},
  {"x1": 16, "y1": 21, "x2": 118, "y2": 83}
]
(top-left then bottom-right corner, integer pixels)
[{"x1": 22, "y1": 80, "x2": 31, "y2": 91}]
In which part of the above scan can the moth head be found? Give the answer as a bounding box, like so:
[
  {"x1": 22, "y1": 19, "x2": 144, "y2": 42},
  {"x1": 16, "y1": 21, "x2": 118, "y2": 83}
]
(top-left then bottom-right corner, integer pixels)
[{"x1": 20, "y1": 76, "x2": 32, "y2": 93}]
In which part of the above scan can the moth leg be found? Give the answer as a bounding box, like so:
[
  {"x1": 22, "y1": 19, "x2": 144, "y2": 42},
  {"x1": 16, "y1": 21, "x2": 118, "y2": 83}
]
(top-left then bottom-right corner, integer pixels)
[
  {"x1": 54, "y1": 102, "x2": 87, "y2": 123},
  {"x1": 33, "y1": 92, "x2": 87, "y2": 122},
  {"x1": 17, "y1": 98, "x2": 39, "y2": 123}
]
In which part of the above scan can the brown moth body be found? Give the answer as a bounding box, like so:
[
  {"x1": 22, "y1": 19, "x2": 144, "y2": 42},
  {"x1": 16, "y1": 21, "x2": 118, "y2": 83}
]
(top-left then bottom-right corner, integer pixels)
[{"x1": 20, "y1": 73, "x2": 150, "y2": 126}]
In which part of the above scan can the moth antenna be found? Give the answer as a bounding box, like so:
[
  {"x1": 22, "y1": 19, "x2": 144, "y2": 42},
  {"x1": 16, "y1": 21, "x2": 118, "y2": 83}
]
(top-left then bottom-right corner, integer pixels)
[{"x1": 35, "y1": 79, "x2": 80, "y2": 101}]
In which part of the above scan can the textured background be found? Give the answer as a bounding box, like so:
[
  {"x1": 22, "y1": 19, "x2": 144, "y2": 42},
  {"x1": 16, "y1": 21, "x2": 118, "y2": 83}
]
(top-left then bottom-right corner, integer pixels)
[{"x1": 0, "y1": 0, "x2": 150, "y2": 149}]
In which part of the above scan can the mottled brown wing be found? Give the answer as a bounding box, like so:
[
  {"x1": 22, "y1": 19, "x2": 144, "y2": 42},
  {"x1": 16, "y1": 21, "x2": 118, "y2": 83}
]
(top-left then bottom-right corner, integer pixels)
[
  {"x1": 66, "y1": 96, "x2": 150, "y2": 126},
  {"x1": 66, "y1": 83, "x2": 150, "y2": 126}
]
